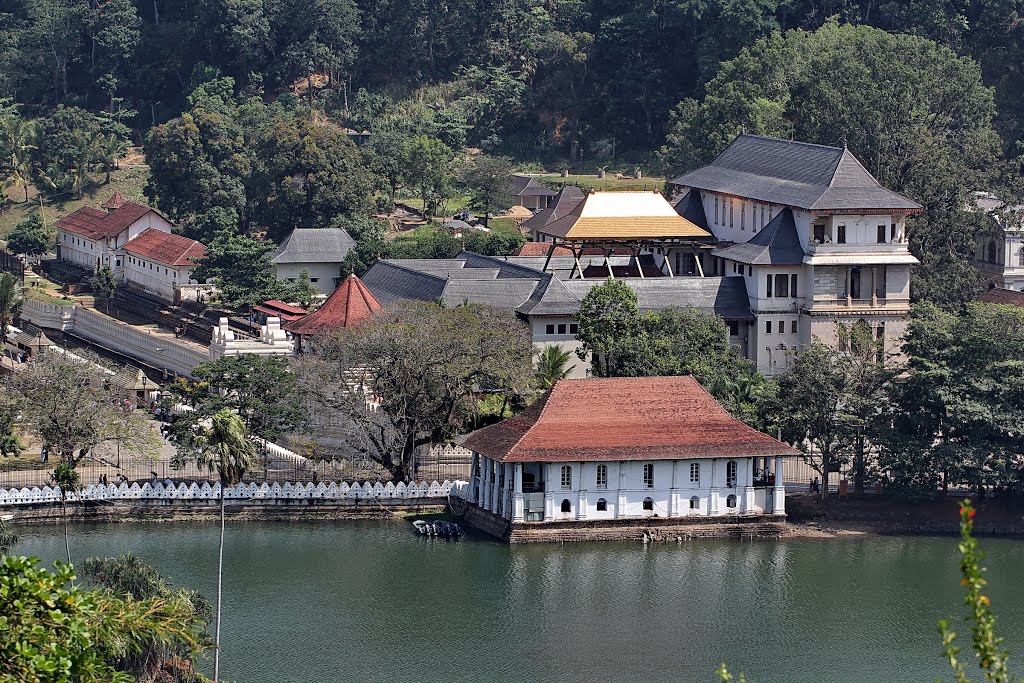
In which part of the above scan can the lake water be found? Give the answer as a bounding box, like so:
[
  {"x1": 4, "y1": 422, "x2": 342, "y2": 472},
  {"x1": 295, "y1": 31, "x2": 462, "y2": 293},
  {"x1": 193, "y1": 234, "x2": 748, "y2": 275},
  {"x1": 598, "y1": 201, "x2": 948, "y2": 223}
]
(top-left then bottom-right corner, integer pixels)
[{"x1": 12, "y1": 520, "x2": 1024, "y2": 683}]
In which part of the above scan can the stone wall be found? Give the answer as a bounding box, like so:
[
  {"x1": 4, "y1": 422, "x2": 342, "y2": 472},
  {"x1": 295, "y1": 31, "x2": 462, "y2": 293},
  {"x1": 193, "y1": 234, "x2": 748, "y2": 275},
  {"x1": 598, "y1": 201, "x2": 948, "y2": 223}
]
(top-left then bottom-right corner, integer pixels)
[{"x1": 464, "y1": 506, "x2": 787, "y2": 543}]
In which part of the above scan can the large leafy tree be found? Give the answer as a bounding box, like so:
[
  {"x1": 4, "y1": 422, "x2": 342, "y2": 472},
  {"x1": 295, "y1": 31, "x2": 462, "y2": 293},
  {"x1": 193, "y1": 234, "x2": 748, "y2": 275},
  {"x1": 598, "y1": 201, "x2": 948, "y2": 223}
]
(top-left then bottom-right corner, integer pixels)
[
  {"x1": 296, "y1": 301, "x2": 534, "y2": 479},
  {"x1": 5, "y1": 212, "x2": 53, "y2": 256},
  {"x1": 0, "y1": 272, "x2": 23, "y2": 351},
  {"x1": 460, "y1": 154, "x2": 516, "y2": 227},
  {"x1": 190, "y1": 230, "x2": 290, "y2": 309}
]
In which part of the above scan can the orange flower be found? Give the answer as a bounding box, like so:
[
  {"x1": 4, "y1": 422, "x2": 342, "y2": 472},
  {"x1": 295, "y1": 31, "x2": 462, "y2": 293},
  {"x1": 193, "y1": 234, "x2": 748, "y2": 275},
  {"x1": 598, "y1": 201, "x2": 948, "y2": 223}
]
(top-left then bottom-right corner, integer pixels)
[
  {"x1": 968, "y1": 509, "x2": 977, "y2": 520},
  {"x1": 980, "y1": 595, "x2": 990, "y2": 605},
  {"x1": 960, "y1": 578, "x2": 970, "y2": 586}
]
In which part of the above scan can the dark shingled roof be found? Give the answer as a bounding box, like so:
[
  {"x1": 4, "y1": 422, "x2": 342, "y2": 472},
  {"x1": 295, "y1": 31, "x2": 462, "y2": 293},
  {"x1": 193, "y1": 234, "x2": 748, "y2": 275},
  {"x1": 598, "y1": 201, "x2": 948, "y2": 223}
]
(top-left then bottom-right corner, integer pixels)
[
  {"x1": 361, "y1": 261, "x2": 447, "y2": 304},
  {"x1": 363, "y1": 253, "x2": 752, "y2": 319},
  {"x1": 511, "y1": 174, "x2": 558, "y2": 197},
  {"x1": 562, "y1": 277, "x2": 753, "y2": 320},
  {"x1": 462, "y1": 377, "x2": 800, "y2": 463},
  {"x1": 711, "y1": 208, "x2": 806, "y2": 265},
  {"x1": 271, "y1": 228, "x2": 355, "y2": 264},
  {"x1": 522, "y1": 186, "x2": 586, "y2": 232},
  {"x1": 672, "y1": 189, "x2": 710, "y2": 230},
  {"x1": 672, "y1": 134, "x2": 922, "y2": 212}
]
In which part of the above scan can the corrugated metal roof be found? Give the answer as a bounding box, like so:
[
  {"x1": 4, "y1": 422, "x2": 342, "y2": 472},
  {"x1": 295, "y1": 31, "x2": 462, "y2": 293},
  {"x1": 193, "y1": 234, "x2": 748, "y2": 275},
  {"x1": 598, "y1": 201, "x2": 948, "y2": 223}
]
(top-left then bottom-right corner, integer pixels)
[{"x1": 672, "y1": 134, "x2": 922, "y2": 212}]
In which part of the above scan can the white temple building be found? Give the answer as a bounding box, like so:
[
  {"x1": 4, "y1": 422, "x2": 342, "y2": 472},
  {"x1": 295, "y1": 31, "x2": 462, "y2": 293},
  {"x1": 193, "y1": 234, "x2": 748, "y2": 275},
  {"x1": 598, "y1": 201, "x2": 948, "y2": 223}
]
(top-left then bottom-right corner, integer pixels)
[{"x1": 461, "y1": 376, "x2": 797, "y2": 542}]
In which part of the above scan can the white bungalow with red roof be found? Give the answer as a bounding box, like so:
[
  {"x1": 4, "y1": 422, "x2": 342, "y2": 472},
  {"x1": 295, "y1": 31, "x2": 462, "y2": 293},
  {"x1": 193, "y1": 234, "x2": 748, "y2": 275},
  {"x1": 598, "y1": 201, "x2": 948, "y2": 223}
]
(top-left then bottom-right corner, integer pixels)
[
  {"x1": 56, "y1": 194, "x2": 207, "y2": 303},
  {"x1": 122, "y1": 229, "x2": 207, "y2": 302},
  {"x1": 56, "y1": 193, "x2": 173, "y2": 275},
  {"x1": 461, "y1": 376, "x2": 797, "y2": 542}
]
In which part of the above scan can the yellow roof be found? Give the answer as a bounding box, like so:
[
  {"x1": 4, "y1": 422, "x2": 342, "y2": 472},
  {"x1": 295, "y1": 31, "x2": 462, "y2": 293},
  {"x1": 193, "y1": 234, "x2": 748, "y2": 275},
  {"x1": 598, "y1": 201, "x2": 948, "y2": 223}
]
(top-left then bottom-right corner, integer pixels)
[{"x1": 539, "y1": 192, "x2": 711, "y2": 240}]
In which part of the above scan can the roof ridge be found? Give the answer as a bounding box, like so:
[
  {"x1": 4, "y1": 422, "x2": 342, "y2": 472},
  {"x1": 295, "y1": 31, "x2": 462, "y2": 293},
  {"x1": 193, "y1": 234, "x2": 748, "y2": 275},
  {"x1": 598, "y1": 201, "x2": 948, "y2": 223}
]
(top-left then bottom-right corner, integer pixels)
[
  {"x1": 740, "y1": 132, "x2": 845, "y2": 153},
  {"x1": 827, "y1": 148, "x2": 885, "y2": 189}
]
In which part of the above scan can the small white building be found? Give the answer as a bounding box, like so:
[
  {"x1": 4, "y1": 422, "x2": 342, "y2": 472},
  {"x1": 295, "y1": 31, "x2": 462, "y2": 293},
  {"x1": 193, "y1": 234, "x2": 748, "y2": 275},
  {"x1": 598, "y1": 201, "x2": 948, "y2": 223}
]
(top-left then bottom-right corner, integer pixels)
[
  {"x1": 461, "y1": 376, "x2": 796, "y2": 542},
  {"x1": 974, "y1": 191, "x2": 1024, "y2": 291},
  {"x1": 122, "y1": 229, "x2": 207, "y2": 302},
  {"x1": 272, "y1": 228, "x2": 356, "y2": 298},
  {"x1": 56, "y1": 193, "x2": 173, "y2": 276}
]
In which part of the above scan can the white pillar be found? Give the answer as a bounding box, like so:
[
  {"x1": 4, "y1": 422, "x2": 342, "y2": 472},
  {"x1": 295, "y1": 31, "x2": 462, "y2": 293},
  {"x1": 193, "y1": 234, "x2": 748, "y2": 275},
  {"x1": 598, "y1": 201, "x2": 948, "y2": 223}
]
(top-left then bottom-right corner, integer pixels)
[
  {"x1": 513, "y1": 463, "x2": 524, "y2": 522},
  {"x1": 743, "y1": 458, "x2": 756, "y2": 513},
  {"x1": 470, "y1": 451, "x2": 480, "y2": 504},
  {"x1": 502, "y1": 463, "x2": 512, "y2": 519},
  {"x1": 773, "y1": 455, "x2": 786, "y2": 514},
  {"x1": 490, "y1": 461, "x2": 500, "y2": 515},
  {"x1": 543, "y1": 464, "x2": 553, "y2": 521},
  {"x1": 481, "y1": 458, "x2": 491, "y2": 510},
  {"x1": 669, "y1": 460, "x2": 679, "y2": 517},
  {"x1": 615, "y1": 461, "x2": 627, "y2": 518}
]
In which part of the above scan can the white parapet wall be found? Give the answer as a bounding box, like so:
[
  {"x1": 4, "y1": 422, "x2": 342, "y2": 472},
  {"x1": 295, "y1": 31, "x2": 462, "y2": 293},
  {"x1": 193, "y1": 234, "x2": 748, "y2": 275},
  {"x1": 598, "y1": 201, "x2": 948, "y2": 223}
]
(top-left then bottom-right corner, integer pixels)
[
  {"x1": 20, "y1": 299, "x2": 208, "y2": 377},
  {"x1": 209, "y1": 316, "x2": 293, "y2": 360},
  {"x1": 0, "y1": 479, "x2": 457, "y2": 506}
]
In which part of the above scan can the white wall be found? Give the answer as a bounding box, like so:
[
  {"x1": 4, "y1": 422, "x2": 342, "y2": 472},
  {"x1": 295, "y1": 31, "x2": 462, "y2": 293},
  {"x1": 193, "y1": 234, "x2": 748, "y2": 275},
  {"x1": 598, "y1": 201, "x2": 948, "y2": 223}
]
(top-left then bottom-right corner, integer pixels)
[
  {"x1": 529, "y1": 315, "x2": 588, "y2": 378},
  {"x1": 275, "y1": 262, "x2": 342, "y2": 297},
  {"x1": 123, "y1": 252, "x2": 199, "y2": 302}
]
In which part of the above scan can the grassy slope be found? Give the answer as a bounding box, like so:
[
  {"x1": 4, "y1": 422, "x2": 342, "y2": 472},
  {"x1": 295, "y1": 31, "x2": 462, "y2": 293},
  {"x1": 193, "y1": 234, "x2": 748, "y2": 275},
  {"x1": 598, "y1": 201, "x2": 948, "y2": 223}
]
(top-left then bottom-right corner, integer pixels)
[
  {"x1": 534, "y1": 173, "x2": 667, "y2": 193},
  {"x1": 0, "y1": 165, "x2": 151, "y2": 239}
]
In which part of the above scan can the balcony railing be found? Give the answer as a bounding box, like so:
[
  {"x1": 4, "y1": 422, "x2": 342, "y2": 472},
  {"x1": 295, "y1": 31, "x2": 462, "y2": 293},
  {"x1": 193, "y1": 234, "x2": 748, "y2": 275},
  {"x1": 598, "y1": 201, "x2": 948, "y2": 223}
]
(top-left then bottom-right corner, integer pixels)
[{"x1": 807, "y1": 296, "x2": 911, "y2": 311}]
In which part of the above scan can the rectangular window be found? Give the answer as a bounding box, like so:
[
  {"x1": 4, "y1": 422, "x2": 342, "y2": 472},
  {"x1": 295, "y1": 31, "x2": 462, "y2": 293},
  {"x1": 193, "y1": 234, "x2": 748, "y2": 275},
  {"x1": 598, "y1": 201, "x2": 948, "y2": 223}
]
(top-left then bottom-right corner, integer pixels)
[
  {"x1": 791, "y1": 274, "x2": 798, "y2": 297},
  {"x1": 775, "y1": 274, "x2": 789, "y2": 297},
  {"x1": 596, "y1": 464, "x2": 608, "y2": 489},
  {"x1": 760, "y1": 204, "x2": 766, "y2": 227},
  {"x1": 792, "y1": 319, "x2": 799, "y2": 334},
  {"x1": 813, "y1": 224, "x2": 826, "y2": 243},
  {"x1": 876, "y1": 324, "x2": 885, "y2": 341},
  {"x1": 729, "y1": 200, "x2": 734, "y2": 228},
  {"x1": 778, "y1": 320, "x2": 784, "y2": 332},
  {"x1": 557, "y1": 323, "x2": 566, "y2": 335},
  {"x1": 877, "y1": 225, "x2": 886, "y2": 243},
  {"x1": 741, "y1": 203, "x2": 746, "y2": 230},
  {"x1": 689, "y1": 462, "x2": 700, "y2": 484},
  {"x1": 643, "y1": 463, "x2": 654, "y2": 489},
  {"x1": 560, "y1": 466, "x2": 572, "y2": 490},
  {"x1": 765, "y1": 320, "x2": 772, "y2": 334},
  {"x1": 837, "y1": 225, "x2": 847, "y2": 244},
  {"x1": 714, "y1": 197, "x2": 719, "y2": 224},
  {"x1": 545, "y1": 324, "x2": 555, "y2": 334},
  {"x1": 569, "y1": 323, "x2": 579, "y2": 334},
  {"x1": 747, "y1": 265, "x2": 752, "y2": 277},
  {"x1": 891, "y1": 223, "x2": 898, "y2": 241},
  {"x1": 310, "y1": 277, "x2": 319, "y2": 283},
  {"x1": 727, "y1": 320, "x2": 739, "y2": 336},
  {"x1": 766, "y1": 274, "x2": 773, "y2": 297}
]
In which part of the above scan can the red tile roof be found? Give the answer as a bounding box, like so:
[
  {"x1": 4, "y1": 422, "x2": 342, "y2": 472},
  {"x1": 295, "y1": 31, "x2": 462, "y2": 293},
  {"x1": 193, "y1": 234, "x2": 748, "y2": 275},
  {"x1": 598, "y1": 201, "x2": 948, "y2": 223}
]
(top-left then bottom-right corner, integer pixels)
[
  {"x1": 514, "y1": 242, "x2": 574, "y2": 257},
  {"x1": 979, "y1": 288, "x2": 1024, "y2": 308},
  {"x1": 57, "y1": 202, "x2": 157, "y2": 240},
  {"x1": 123, "y1": 228, "x2": 205, "y2": 267},
  {"x1": 462, "y1": 376, "x2": 799, "y2": 462},
  {"x1": 102, "y1": 192, "x2": 126, "y2": 210},
  {"x1": 284, "y1": 274, "x2": 383, "y2": 335}
]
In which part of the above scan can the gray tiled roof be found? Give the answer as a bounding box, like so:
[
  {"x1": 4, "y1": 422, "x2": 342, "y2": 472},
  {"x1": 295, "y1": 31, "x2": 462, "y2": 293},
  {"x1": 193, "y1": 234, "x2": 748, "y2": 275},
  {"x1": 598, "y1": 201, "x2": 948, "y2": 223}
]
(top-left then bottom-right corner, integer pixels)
[
  {"x1": 672, "y1": 189, "x2": 709, "y2": 230},
  {"x1": 711, "y1": 209, "x2": 806, "y2": 265},
  {"x1": 522, "y1": 186, "x2": 586, "y2": 232},
  {"x1": 517, "y1": 275, "x2": 583, "y2": 315},
  {"x1": 455, "y1": 251, "x2": 547, "y2": 279},
  {"x1": 562, "y1": 277, "x2": 753, "y2": 320},
  {"x1": 671, "y1": 134, "x2": 921, "y2": 212},
  {"x1": 271, "y1": 228, "x2": 356, "y2": 264},
  {"x1": 440, "y1": 279, "x2": 540, "y2": 309},
  {"x1": 511, "y1": 175, "x2": 558, "y2": 197},
  {"x1": 361, "y1": 261, "x2": 446, "y2": 304}
]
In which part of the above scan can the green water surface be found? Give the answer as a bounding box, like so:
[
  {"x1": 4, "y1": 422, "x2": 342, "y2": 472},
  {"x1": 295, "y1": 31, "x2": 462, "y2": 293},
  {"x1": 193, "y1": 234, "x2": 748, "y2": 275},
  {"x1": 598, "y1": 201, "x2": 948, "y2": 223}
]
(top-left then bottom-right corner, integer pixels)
[{"x1": 13, "y1": 520, "x2": 1024, "y2": 683}]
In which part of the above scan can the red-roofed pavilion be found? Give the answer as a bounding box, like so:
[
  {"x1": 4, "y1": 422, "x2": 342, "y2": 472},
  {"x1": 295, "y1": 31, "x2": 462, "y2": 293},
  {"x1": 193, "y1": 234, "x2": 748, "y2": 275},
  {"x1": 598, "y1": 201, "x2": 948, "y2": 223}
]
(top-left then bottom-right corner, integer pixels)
[
  {"x1": 284, "y1": 273, "x2": 382, "y2": 350},
  {"x1": 460, "y1": 376, "x2": 797, "y2": 541}
]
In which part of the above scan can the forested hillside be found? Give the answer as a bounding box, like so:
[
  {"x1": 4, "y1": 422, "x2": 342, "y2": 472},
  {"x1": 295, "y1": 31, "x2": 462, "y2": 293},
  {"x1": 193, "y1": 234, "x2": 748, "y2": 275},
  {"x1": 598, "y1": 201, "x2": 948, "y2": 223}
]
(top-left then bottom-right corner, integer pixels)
[{"x1": 1, "y1": 0, "x2": 1023, "y2": 301}]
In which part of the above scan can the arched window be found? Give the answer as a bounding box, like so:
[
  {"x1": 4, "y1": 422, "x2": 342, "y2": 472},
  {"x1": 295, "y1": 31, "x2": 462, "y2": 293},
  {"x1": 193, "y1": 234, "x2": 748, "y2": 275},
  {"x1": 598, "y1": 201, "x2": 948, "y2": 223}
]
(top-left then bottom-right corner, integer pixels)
[
  {"x1": 642, "y1": 497, "x2": 654, "y2": 511},
  {"x1": 726, "y1": 494, "x2": 738, "y2": 509},
  {"x1": 689, "y1": 496, "x2": 700, "y2": 510},
  {"x1": 560, "y1": 465, "x2": 572, "y2": 490},
  {"x1": 726, "y1": 460, "x2": 738, "y2": 488},
  {"x1": 560, "y1": 499, "x2": 572, "y2": 513},
  {"x1": 1018, "y1": 247, "x2": 1024, "y2": 266},
  {"x1": 988, "y1": 240, "x2": 997, "y2": 263},
  {"x1": 596, "y1": 498, "x2": 608, "y2": 512}
]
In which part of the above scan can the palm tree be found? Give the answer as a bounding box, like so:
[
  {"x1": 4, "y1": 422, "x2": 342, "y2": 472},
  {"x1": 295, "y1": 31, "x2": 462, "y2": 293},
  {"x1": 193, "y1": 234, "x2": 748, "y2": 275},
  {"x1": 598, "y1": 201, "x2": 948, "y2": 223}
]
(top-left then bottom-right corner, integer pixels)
[
  {"x1": 536, "y1": 344, "x2": 576, "y2": 389},
  {"x1": 188, "y1": 409, "x2": 259, "y2": 683},
  {"x1": 97, "y1": 133, "x2": 128, "y2": 184},
  {"x1": 50, "y1": 461, "x2": 80, "y2": 567},
  {"x1": 0, "y1": 273, "x2": 24, "y2": 355},
  {"x1": 0, "y1": 117, "x2": 37, "y2": 203}
]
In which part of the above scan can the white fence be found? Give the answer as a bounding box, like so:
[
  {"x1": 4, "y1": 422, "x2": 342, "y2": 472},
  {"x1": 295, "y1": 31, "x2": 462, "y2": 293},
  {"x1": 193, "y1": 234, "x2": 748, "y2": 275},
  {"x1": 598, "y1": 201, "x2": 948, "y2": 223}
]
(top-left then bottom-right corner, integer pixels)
[{"x1": 0, "y1": 479, "x2": 458, "y2": 507}]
